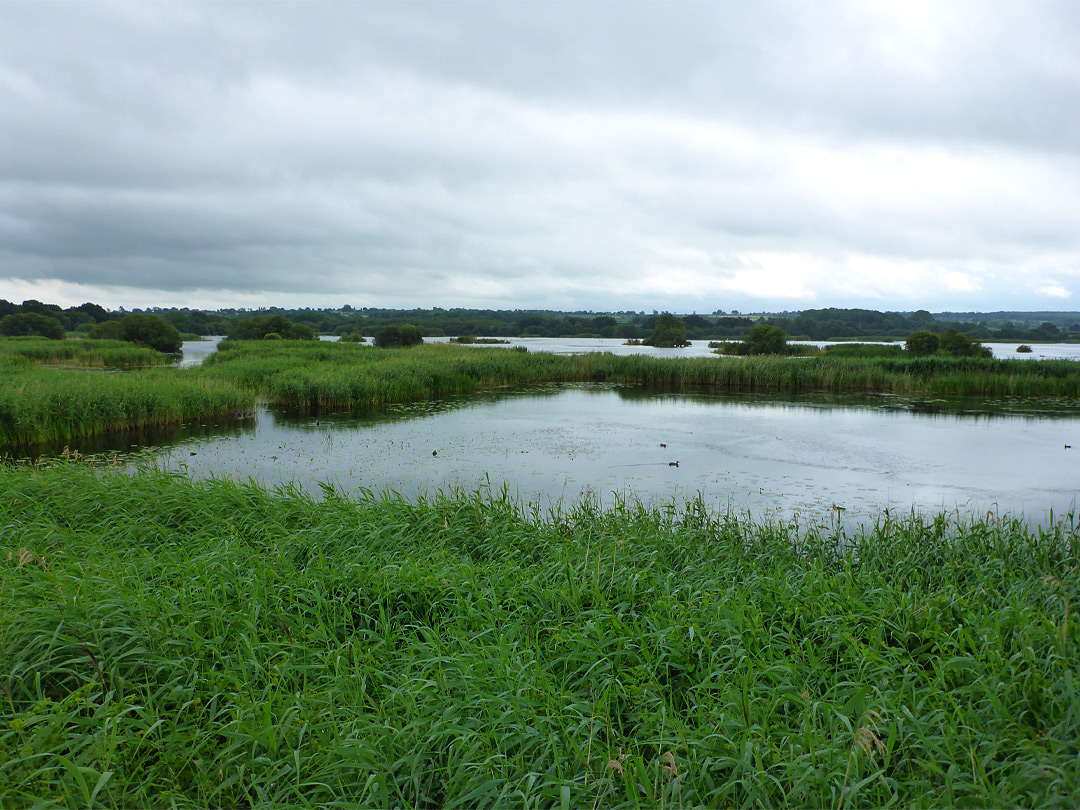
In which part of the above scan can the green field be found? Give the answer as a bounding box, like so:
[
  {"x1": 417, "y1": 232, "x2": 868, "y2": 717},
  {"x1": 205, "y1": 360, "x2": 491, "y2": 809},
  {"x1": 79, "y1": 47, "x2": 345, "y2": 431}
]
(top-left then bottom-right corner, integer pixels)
[{"x1": 2, "y1": 465, "x2": 1078, "y2": 808}]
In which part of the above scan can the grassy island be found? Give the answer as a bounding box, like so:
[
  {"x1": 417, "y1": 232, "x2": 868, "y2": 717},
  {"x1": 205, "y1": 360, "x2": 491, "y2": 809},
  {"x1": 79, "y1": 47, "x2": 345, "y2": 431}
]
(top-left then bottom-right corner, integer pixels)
[
  {"x1": 201, "y1": 341, "x2": 1080, "y2": 412},
  {"x1": 0, "y1": 341, "x2": 255, "y2": 448},
  {"x1": 4, "y1": 338, "x2": 1080, "y2": 449}
]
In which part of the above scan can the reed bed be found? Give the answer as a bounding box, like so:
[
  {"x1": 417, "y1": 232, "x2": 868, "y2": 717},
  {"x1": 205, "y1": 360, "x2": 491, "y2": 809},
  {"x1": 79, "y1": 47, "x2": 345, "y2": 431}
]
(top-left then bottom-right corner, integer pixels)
[
  {"x1": 2, "y1": 465, "x2": 1077, "y2": 808},
  {"x1": 4, "y1": 341, "x2": 1078, "y2": 448},
  {"x1": 204, "y1": 343, "x2": 1080, "y2": 412},
  {"x1": 0, "y1": 339, "x2": 174, "y2": 369},
  {"x1": 0, "y1": 367, "x2": 255, "y2": 447}
]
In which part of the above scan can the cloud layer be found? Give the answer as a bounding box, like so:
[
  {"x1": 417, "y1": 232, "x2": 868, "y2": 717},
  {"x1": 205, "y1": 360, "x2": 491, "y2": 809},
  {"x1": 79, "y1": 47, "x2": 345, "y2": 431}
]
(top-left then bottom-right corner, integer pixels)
[{"x1": 2, "y1": 1, "x2": 1078, "y2": 311}]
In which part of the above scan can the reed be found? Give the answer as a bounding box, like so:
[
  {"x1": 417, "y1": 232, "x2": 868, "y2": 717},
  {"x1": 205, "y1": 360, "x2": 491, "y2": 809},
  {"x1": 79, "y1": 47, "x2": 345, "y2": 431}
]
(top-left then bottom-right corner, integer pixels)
[
  {"x1": 0, "y1": 366, "x2": 255, "y2": 447},
  {"x1": 202, "y1": 342, "x2": 1080, "y2": 412},
  {"x1": 5, "y1": 341, "x2": 1078, "y2": 448},
  {"x1": 0, "y1": 338, "x2": 174, "y2": 369},
  {"x1": 1, "y1": 465, "x2": 1077, "y2": 808}
]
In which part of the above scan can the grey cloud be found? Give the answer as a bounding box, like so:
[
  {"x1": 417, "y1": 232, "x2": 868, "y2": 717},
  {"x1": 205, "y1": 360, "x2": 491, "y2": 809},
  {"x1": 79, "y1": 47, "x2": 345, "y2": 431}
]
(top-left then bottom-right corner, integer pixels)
[{"x1": 1, "y1": 1, "x2": 1079, "y2": 312}]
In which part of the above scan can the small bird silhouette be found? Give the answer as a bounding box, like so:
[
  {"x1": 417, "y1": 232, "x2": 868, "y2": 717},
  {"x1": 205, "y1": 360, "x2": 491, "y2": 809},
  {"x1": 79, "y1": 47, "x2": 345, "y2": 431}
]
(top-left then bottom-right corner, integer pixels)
[
  {"x1": 659, "y1": 443, "x2": 667, "y2": 448},
  {"x1": 432, "y1": 450, "x2": 438, "y2": 457},
  {"x1": 668, "y1": 461, "x2": 679, "y2": 467}
]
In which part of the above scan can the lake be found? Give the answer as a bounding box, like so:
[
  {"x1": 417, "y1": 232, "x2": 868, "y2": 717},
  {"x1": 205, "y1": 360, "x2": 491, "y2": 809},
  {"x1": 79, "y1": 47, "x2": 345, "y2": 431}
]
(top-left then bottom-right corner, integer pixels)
[
  {"x1": 102, "y1": 382, "x2": 1079, "y2": 527},
  {"x1": 178, "y1": 336, "x2": 1080, "y2": 367}
]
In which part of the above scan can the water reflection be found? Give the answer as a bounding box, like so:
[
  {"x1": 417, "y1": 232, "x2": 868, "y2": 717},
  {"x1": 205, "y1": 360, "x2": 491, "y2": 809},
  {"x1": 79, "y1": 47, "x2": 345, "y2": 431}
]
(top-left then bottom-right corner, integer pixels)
[
  {"x1": 65, "y1": 383, "x2": 1078, "y2": 527},
  {"x1": 179, "y1": 335, "x2": 1080, "y2": 367}
]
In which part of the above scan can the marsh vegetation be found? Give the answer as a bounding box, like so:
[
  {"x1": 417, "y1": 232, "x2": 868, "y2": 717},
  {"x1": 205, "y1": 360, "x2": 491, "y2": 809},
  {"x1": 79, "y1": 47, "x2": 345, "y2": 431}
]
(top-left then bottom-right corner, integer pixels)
[
  {"x1": 2, "y1": 466, "x2": 1078, "y2": 807},
  {"x1": 2, "y1": 337, "x2": 1079, "y2": 807}
]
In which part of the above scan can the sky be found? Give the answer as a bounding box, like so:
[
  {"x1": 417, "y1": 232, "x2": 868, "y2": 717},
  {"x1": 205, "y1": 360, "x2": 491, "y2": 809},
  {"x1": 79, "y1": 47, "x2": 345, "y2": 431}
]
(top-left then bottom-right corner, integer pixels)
[{"x1": 2, "y1": 1, "x2": 1079, "y2": 314}]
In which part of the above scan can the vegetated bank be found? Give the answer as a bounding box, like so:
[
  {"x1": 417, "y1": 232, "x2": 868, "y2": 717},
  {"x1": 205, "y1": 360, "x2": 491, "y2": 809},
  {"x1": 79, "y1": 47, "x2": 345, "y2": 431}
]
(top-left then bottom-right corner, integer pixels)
[
  {"x1": 202, "y1": 340, "x2": 1080, "y2": 413},
  {"x1": 0, "y1": 340, "x2": 255, "y2": 449},
  {"x1": 4, "y1": 338, "x2": 1080, "y2": 449},
  {"x1": 0, "y1": 338, "x2": 175, "y2": 370},
  {"x1": 1, "y1": 464, "x2": 1077, "y2": 808}
]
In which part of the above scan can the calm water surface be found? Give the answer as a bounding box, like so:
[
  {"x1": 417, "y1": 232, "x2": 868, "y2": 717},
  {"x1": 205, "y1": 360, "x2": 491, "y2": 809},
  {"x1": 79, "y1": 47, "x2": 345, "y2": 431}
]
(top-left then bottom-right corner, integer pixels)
[
  {"x1": 178, "y1": 337, "x2": 1080, "y2": 366},
  {"x1": 116, "y1": 383, "x2": 1080, "y2": 526}
]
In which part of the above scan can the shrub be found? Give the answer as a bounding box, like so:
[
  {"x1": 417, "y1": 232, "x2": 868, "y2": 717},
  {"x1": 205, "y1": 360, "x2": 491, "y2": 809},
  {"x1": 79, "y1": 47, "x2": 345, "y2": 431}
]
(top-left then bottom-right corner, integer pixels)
[
  {"x1": 374, "y1": 324, "x2": 424, "y2": 348},
  {"x1": 232, "y1": 315, "x2": 317, "y2": 341},
  {"x1": 642, "y1": 313, "x2": 689, "y2": 347},
  {"x1": 0, "y1": 313, "x2": 65, "y2": 340},
  {"x1": 939, "y1": 328, "x2": 992, "y2": 358},
  {"x1": 905, "y1": 330, "x2": 940, "y2": 355},
  {"x1": 118, "y1": 313, "x2": 183, "y2": 353},
  {"x1": 745, "y1": 324, "x2": 788, "y2": 355},
  {"x1": 89, "y1": 320, "x2": 121, "y2": 340}
]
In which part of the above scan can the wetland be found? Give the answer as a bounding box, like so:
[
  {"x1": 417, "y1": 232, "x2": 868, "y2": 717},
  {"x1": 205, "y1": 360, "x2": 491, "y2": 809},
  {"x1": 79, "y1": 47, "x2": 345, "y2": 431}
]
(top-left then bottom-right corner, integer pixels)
[{"x1": 3, "y1": 337, "x2": 1080, "y2": 808}]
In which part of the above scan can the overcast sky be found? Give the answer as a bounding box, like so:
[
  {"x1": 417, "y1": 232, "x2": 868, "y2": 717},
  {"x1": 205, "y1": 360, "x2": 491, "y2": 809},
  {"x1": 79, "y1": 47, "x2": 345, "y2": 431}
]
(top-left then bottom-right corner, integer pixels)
[{"x1": 2, "y1": 1, "x2": 1078, "y2": 313}]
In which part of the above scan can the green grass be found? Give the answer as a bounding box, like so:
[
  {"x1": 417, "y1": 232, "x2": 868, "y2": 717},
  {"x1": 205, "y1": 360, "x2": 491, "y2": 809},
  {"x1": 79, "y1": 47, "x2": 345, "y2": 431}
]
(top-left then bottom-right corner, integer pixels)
[
  {"x1": 0, "y1": 339, "x2": 174, "y2": 370},
  {"x1": 823, "y1": 343, "x2": 908, "y2": 359},
  {"x1": 1, "y1": 465, "x2": 1078, "y2": 808},
  {"x1": 204, "y1": 341, "x2": 1080, "y2": 412},
  {"x1": 0, "y1": 366, "x2": 255, "y2": 448},
  {"x1": 4, "y1": 338, "x2": 1080, "y2": 450}
]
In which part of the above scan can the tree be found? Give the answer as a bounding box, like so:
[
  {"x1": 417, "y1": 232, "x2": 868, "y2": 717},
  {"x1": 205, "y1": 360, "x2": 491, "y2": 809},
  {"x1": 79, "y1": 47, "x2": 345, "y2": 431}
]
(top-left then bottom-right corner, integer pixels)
[
  {"x1": 909, "y1": 309, "x2": 934, "y2": 328},
  {"x1": 89, "y1": 320, "x2": 121, "y2": 340},
  {"x1": 232, "y1": 314, "x2": 316, "y2": 341},
  {"x1": 70, "y1": 302, "x2": 110, "y2": 323},
  {"x1": 938, "y1": 328, "x2": 991, "y2": 358},
  {"x1": 0, "y1": 313, "x2": 65, "y2": 339},
  {"x1": 744, "y1": 324, "x2": 787, "y2": 355},
  {"x1": 374, "y1": 324, "x2": 424, "y2": 348},
  {"x1": 118, "y1": 313, "x2": 183, "y2": 353},
  {"x1": 905, "y1": 330, "x2": 940, "y2": 355},
  {"x1": 643, "y1": 313, "x2": 689, "y2": 347},
  {"x1": 19, "y1": 299, "x2": 62, "y2": 318}
]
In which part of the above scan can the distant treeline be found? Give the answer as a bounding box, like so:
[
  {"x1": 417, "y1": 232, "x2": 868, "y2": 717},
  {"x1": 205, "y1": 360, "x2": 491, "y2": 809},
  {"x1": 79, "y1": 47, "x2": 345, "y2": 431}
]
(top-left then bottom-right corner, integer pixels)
[{"x1": 3, "y1": 298, "x2": 1080, "y2": 343}]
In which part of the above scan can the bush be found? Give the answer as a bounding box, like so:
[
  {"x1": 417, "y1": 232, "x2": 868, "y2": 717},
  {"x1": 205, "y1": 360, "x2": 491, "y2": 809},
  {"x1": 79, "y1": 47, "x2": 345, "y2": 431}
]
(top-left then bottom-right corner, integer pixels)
[
  {"x1": 118, "y1": 313, "x2": 183, "y2": 353},
  {"x1": 905, "y1": 330, "x2": 940, "y2": 356},
  {"x1": 374, "y1": 324, "x2": 424, "y2": 348},
  {"x1": 232, "y1": 315, "x2": 317, "y2": 341},
  {"x1": 0, "y1": 313, "x2": 65, "y2": 340},
  {"x1": 745, "y1": 324, "x2": 788, "y2": 355},
  {"x1": 939, "y1": 328, "x2": 992, "y2": 358},
  {"x1": 339, "y1": 333, "x2": 367, "y2": 343},
  {"x1": 642, "y1": 313, "x2": 689, "y2": 347},
  {"x1": 88, "y1": 320, "x2": 121, "y2": 340},
  {"x1": 1016, "y1": 344, "x2": 1033, "y2": 353}
]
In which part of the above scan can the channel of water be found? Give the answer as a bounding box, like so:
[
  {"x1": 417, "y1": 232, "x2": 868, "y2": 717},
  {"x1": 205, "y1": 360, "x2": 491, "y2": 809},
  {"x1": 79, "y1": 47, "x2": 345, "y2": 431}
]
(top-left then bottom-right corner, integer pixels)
[{"x1": 83, "y1": 380, "x2": 1080, "y2": 527}]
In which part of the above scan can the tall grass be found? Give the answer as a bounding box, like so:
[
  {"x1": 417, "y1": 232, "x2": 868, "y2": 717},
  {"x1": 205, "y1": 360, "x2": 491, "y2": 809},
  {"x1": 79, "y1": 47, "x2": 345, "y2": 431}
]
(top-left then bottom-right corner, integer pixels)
[
  {"x1": 204, "y1": 342, "x2": 1080, "y2": 412},
  {"x1": 0, "y1": 338, "x2": 173, "y2": 369},
  {"x1": 0, "y1": 367, "x2": 254, "y2": 447},
  {"x1": 1, "y1": 465, "x2": 1077, "y2": 808},
  {"x1": 5, "y1": 340, "x2": 1078, "y2": 447}
]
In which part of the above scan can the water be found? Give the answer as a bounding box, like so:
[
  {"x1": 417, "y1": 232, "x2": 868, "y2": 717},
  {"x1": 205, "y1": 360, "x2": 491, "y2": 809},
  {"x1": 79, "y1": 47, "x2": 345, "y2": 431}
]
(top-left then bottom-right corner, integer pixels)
[
  {"x1": 105, "y1": 384, "x2": 1080, "y2": 527},
  {"x1": 180, "y1": 336, "x2": 1080, "y2": 366},
  {"x1": 177, "y1": 336, "x2": 226, "y2": 367}
]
